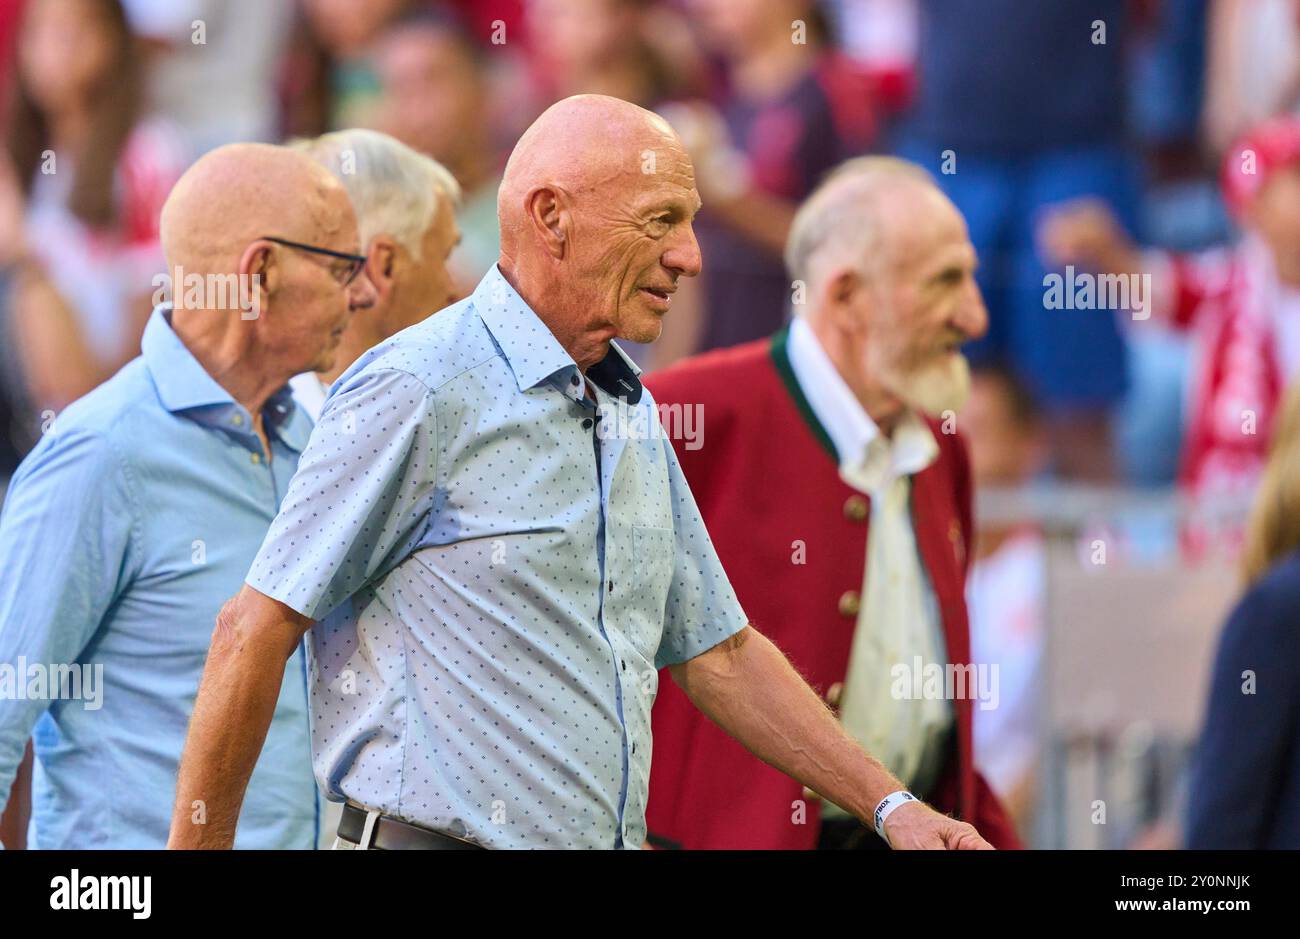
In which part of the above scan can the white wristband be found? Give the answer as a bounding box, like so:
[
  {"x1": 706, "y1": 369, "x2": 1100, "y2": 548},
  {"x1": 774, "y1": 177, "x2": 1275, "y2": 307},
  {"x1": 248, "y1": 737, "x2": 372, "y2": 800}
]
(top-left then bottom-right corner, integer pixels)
[{"x1": 873, "y1": 790, "x2": 917, "y2": 844}]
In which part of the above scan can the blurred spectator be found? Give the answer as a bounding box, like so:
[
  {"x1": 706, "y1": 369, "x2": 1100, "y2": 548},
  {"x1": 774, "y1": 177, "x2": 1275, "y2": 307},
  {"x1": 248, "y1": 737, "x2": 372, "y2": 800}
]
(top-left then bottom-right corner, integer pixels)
[
  {"x1": 652, "y1": 0, "x2": 876, "y2": 367},
  {"x1": 444, "y1": 0, "x2": 525, "y2": 43},
  {"x1": 823, "y1": 0, "x2": 917, "y2": 120},
  {"x1": 4, "y1": 0, "x2": 185, "y2": 399},
  {"x1": 898, "y1": 0, "x2": 1138, "y2": 481},
  {"x1": 962, "y1": 363, "x2": 1048, "y2": 842},
  {"x1": 0, "y1": 156, "x2": 102, "y2": 479},
  {"x1": 1040, "y1": 118, "x2": 1300, "y2": 519},
  {"x1": 1118, "y1": 3, "x2": 1214, "y2": 487},
  {"x1": 1203, "y1": 0, "x2": 1300, "y2": 155},
  {"x1": 524, "y1": 0, "x2": 695, "y2": 108},
  {"x1": 281, "y1": 0, "x2": 417, "y2": 138},
  {"x1": 1185, "y1": 380, "x2": 1300, "y2": 848},
  {"x1": 374, "y1": 10, "x2": 501, "y2": 288},
  {"x1": 121, "y1": 0, "x2": 294, "y2": 154}
]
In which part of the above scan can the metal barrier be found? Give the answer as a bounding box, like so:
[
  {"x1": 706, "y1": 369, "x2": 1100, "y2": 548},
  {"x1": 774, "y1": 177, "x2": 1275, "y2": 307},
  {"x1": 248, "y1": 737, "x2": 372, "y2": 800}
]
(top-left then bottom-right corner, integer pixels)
[{"x1": 973, "y1": 484, "x2": 1248, "y2": 848}]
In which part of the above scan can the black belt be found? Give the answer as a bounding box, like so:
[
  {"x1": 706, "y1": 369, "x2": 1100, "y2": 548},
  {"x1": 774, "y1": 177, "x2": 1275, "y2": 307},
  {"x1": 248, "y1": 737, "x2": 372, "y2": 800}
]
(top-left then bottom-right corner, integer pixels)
[{"x1": 338, "y1": 803, "x2": 486, "y2": 850}]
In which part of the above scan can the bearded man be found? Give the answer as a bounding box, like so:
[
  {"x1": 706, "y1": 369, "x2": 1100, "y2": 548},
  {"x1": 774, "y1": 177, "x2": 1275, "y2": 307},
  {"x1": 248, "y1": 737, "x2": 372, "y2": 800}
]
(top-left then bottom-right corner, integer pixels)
[{"x1": 644, "y1": 156, "x2": 1022, "y2": 849}]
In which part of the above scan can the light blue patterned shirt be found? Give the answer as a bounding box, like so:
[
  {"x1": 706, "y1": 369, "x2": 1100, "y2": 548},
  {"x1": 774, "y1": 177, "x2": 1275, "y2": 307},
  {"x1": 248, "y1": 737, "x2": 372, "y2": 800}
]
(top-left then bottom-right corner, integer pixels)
[
  {"x1": 247, "y1": 265, "x2": 748, "y2": 849},
  {"x1": 0, "y1": 306, "x2": 318, "y2": 848}
]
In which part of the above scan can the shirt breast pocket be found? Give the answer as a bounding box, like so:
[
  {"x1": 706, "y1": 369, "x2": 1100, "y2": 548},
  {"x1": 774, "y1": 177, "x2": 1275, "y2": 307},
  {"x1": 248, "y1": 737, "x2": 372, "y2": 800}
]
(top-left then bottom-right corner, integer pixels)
[{"x1": 631, "y1": 525, "x2": 675, "y2": 641}]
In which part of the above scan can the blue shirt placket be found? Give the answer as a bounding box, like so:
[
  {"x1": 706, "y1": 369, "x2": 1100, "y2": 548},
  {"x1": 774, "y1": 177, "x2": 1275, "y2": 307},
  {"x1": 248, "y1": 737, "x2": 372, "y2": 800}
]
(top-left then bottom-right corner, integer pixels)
[{"x1": 583, "y1": 379, "x2": 634, "y2": 848}]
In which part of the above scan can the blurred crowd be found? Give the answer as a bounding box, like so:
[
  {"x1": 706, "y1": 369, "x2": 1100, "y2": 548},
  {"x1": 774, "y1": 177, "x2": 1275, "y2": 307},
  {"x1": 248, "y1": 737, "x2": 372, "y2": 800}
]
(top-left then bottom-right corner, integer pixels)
[
  {"x1": 1, "y1": 0, "x2": 1300, "y2": 847},
  {"x1": 2, "y1": 0, "x2": 1298, "y2": 483}
]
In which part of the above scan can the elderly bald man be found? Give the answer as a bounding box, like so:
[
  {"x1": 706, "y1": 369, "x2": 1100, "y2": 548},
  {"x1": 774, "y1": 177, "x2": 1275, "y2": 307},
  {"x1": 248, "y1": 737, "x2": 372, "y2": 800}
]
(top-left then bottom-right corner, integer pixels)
[
  {"x1": 0, "y1": 143, "x2": 375, "y2": 848},
  {"x1": 168, "y1": 96, "x2": 989, "y2": 850},
  {"x1": 287, "y1": 128, "x2": 463, "y2": 419}
]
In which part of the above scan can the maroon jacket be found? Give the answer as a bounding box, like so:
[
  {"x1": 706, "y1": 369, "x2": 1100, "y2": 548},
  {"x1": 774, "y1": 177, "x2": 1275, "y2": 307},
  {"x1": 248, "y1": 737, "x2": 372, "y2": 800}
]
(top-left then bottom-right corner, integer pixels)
[{"x1": 644, "y1": 330, "x2": 1021, "y2": 849}]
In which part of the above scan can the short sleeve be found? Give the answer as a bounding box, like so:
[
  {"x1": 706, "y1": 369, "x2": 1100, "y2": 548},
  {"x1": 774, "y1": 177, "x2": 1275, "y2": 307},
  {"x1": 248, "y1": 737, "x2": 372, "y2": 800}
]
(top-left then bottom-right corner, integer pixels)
[
  {"x1": 653, "y1": 431, "x2": 749, "y2": 669},
  {"x1": 246, "y1": 368, "x2": 439, "y2": 620},
  {"x1": 0, "y1": 429, "x2": 139, "y2": 811}
]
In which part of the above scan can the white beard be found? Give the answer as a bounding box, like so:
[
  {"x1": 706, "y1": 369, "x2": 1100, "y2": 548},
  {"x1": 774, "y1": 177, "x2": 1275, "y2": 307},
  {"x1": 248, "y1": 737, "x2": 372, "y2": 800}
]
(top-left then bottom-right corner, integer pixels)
[{"x1": 891, "y1": 352, "x2": 972, "y2": 418}]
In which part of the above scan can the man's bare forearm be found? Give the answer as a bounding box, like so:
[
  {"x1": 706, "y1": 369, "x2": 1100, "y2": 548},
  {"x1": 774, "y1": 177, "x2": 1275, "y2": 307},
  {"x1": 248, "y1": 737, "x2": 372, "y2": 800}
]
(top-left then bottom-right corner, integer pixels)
[
  {"x1": 669, "y1": 626, "x2": 905, "y2": 823},
  {"x1": 0, "y1": 742, "x2": 33, "y2": 849},
  {"x1": 168, "y1": 589, "x2": 306, "y2": 849}
]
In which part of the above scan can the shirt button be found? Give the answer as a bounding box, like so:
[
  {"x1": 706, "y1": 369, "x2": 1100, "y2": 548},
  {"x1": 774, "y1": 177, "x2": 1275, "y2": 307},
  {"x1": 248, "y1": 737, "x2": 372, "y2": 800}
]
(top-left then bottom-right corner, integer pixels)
[
  {"x1": 838, "y1": 590, "x2": 860, "y2": 618},
  {"x1": 582, "y1": 418, "x2": 594, "y2": 430},
  {"x1": 571, "y1": 375, "x2": 580, "y2": 386},
  {"x1": 250, "y1": 452, "x2": 262, "y2": 465},
  {"x1": 607, "y1": 580, "x2": 614, "y2": 593},
  {"x1": 621, "y1": 659, "x2": 626, "y2": 672},
  {"x1": 232, "y1": 413, "x2": 244, "y2": 426}
]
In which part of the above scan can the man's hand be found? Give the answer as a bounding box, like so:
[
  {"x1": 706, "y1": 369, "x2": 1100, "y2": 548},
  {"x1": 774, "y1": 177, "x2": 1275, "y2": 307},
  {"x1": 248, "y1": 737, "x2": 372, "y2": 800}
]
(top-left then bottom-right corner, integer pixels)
[
  {"x1": 883, "y1": 801, "x2": 993, "y2": 850},
  {"x1": 672, "y1": 627, "x2": 995, "y2": 850},
  {"x1": 1037, "y1": 198, "x2": 1141, "y2": 276}
]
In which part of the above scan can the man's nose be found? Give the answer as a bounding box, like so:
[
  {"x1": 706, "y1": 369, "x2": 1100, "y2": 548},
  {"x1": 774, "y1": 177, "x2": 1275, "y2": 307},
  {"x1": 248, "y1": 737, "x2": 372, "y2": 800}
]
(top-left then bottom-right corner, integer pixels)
[
  {"x1": 663, "y1": 224, "x2": 703, "y2": 278},
  {"x1": 955, "y1": 280, "x2": 989, "y2": 341},
  {"x1": 348, "y1": 271, "x2": 378, "y2": 310}
]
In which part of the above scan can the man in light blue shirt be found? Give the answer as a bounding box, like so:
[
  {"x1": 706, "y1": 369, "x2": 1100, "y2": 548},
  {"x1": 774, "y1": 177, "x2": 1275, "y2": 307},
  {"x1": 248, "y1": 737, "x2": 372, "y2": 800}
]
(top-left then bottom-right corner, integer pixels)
[
  {"x1": 170, "y1": 97, "x2": 993, "y2": 851},
  {"x1": 0, "y1": 143, "x2": 375, "y2": 848}
]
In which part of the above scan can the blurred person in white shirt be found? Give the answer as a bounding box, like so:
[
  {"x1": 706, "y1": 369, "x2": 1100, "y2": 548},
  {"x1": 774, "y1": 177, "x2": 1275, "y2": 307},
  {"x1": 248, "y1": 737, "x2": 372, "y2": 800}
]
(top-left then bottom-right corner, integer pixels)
[
  {"x1": 121, "y1": 0, "x2": 294, "y2": 154},
  {"x1": 6, "y1": 0, "x2": 187, "y2": 386}
]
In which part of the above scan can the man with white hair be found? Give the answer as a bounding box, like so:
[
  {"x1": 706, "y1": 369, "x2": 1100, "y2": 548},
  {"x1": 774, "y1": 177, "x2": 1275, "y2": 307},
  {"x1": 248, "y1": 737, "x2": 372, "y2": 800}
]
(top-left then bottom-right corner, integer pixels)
[
  {"x1": 645, "y1": 156, "x2": 1023, "y2": 849},
  {"x1": 288, "y1": 128, "x2": 462, "y2": 419}
]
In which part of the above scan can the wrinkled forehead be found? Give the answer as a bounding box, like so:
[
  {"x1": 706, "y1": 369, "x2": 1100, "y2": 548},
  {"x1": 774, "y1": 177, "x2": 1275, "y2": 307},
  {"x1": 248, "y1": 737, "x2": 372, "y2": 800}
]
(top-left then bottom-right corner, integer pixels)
[
  {"x1": 615, "y1": 137, "x2": 700, "y2": 210},
  {"x1": 883, "y1": 188, "x2": 972, "y2": 274}
]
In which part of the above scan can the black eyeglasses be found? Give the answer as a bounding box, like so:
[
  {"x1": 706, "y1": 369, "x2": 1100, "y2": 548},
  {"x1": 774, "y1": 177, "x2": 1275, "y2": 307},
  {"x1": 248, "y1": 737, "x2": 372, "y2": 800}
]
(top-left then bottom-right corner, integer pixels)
[{"x1": 260, "y1": 236, "x2": 367, "y2": 287}]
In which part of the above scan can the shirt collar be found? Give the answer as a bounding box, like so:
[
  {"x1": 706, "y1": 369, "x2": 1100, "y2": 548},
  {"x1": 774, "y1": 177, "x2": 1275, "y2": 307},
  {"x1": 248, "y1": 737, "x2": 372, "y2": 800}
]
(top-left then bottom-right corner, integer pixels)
[
  {"x1": 786, "y1": 316, "x2": 937, "y2": 491},
  {"x1": 587, "y1": 339, "x2": 643, "y2": 404},
  {"x1": 143, "y1": 304, "x2": 236, "y2": 412},
  {"x1": 142, "y1": 304, "x2": 311, "y2": 452},
  {"x1": 472, "y1": 264, "x2": 643, "y2": 404}
]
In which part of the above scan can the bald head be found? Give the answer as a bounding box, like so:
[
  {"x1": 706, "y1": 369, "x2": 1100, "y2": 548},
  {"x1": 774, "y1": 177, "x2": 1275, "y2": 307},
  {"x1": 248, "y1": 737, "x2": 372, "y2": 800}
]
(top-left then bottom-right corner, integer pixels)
[
  {"x1": 160, "y1": 142, "x2": 355, "y2": 278},
  {"x1": 155, "y1": 142, "x2": 375, "y2": 400},
  {"x1": 785, "y1": 156, "x2": 950, "y2": 301},
  {"x1": 495, "y1": 95, "x2": 703, "y2": 367},
  {"x1": 498, "y1": 94, "x2": 692, "y2": 255}
]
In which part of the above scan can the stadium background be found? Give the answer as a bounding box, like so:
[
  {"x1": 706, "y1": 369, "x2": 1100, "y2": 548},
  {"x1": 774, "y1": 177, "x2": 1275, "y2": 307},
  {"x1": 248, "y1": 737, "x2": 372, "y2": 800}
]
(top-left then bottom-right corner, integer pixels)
[{"x1": 1, "y1": 0, "x2": 1298, "y2": 849}]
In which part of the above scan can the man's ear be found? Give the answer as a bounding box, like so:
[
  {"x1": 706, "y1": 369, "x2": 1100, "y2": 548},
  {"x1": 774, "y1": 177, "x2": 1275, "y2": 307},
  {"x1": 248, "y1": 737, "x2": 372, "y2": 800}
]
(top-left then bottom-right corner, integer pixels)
[
  {"x1": 366, "y1": 238, "x2": 398, "y2": 297},
  {"x1": 238, "y1": 240, "x2": 274, "y2": 281},
  {"x1": 824, "y1": 267, "x2": 865, "y2": 332},
  {"x1": 523, "y1": 185, "x2": 567, "y2": 259},
  {"x1": 237, "y1": 240, "x2": 275, "y2": 316}
]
